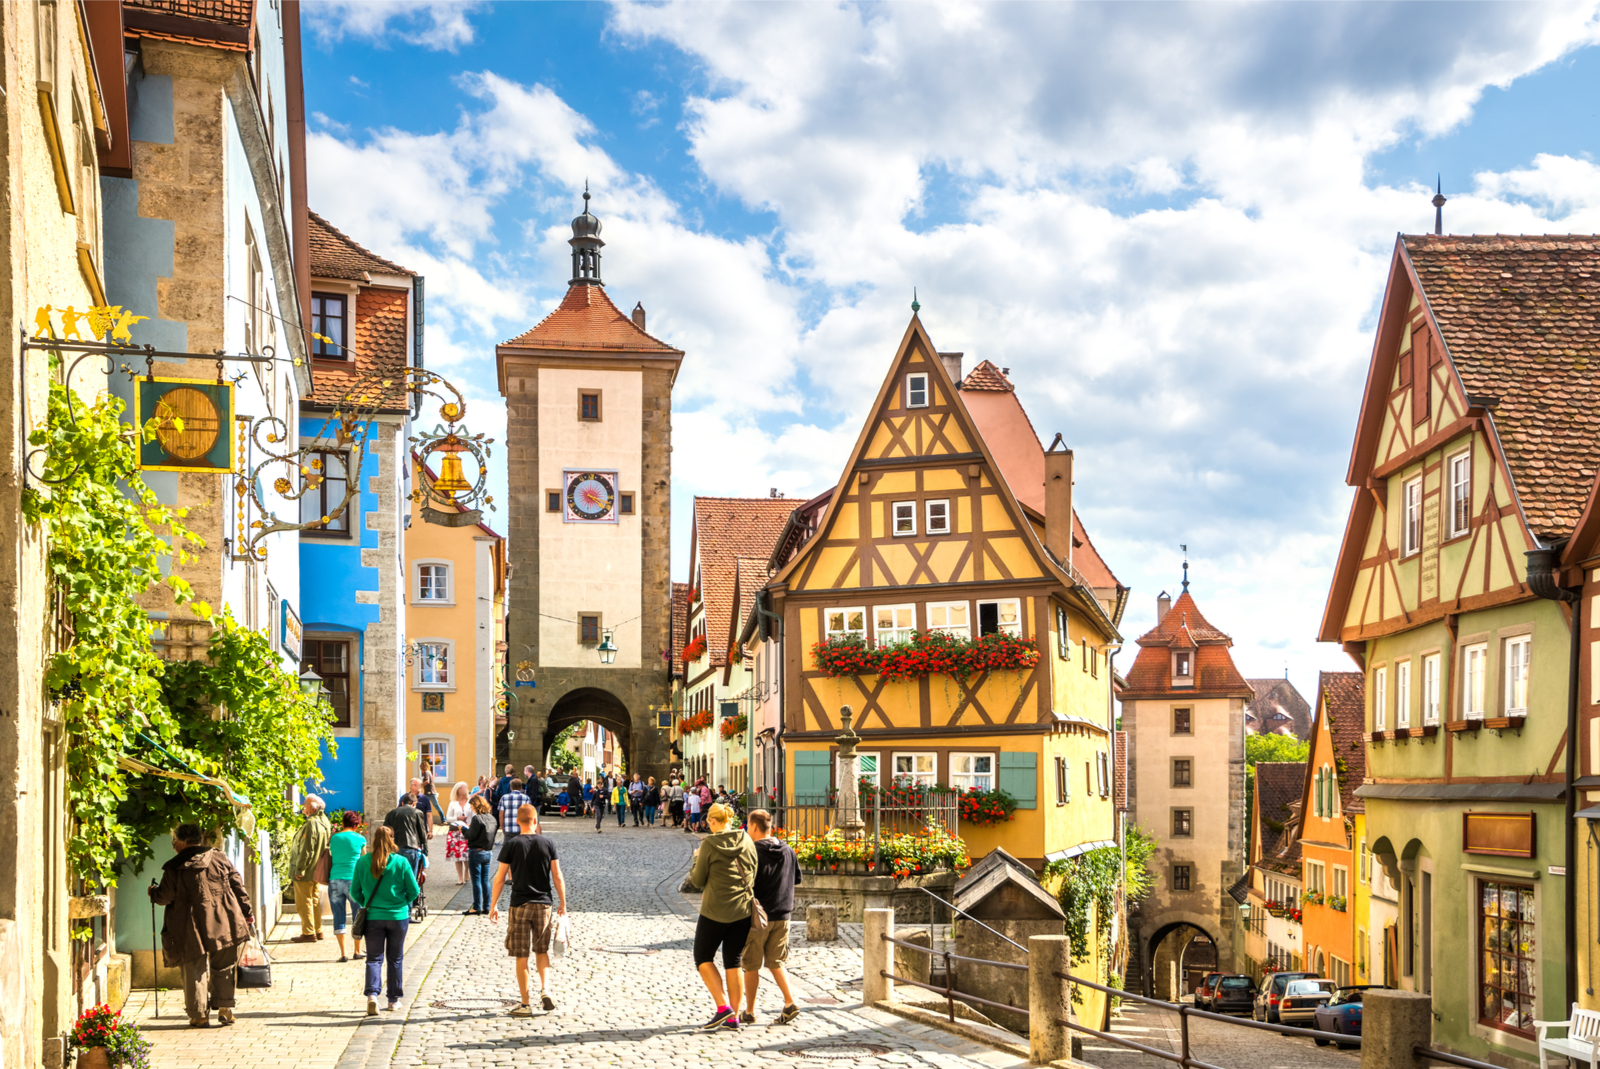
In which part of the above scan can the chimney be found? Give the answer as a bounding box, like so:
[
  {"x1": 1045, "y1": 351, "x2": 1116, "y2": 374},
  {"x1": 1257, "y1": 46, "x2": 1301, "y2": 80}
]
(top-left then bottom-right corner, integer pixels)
[
  {"x1": 1157, "y1": 591, "x2": 1172, "y2": 621},
  {"x1": 938, "y1": 351, "x2": 964, "y2": 387},
  {"x1": 632, "y1": 302, "x2": 646, "y2": 330},
  {"x1": 1044, "y1": 433, "x2": 1073, "y2": 570}
]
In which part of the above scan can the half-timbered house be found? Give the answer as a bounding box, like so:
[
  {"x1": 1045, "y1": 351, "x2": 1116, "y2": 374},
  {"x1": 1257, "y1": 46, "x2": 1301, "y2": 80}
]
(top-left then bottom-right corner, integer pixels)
[
  {"x1": 770, "y1": 316, "x2": 1127, "y2": 873},
  {"x1": 1320, "y1": 234, "x2": 1600, "y2": 1061}
]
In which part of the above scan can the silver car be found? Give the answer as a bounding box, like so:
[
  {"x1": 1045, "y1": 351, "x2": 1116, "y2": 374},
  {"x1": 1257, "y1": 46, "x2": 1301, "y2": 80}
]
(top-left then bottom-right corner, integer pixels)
[{"x1": 1278, "y1": 979, "x2": 1338, "y2": 1027}]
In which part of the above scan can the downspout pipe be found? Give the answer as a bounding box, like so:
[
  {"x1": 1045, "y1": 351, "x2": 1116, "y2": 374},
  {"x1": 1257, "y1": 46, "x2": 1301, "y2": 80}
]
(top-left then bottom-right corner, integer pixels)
[
  {"x1": 755, "y1": 592, "x2": 785, "y2": 802},
  {"x1": 1526, "y1": 544, "x2": 1579, "y2": 1012}
]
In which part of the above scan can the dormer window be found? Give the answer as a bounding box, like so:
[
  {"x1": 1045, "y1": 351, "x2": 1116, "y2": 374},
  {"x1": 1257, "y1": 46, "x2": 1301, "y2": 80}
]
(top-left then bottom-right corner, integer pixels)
[
  {"x1": 906, "y1": 373, "x2": 929, "y2": 408},
  {"x1": 311, "y1": 293, "x2": 347, "y2": 359},
  {"x1": 1172, "y1": 650, "x2": 1193, "y2": 686}
]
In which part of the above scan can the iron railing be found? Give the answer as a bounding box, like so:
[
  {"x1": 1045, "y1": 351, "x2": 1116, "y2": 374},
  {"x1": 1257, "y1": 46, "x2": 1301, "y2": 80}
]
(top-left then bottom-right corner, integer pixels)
[
  {"x1": 1413, "y1": 1046, "x2": 1505, "y2": 1069},
  {"x1": 764, "y1": 790, "x2": 962, "y2": 872},
  {"x1": 1053, "y1": 968, "x2": 1361, "y2": 1069},
  {"x1": 880, "y1": 932, "x2": 1029, "y2": 1026}
]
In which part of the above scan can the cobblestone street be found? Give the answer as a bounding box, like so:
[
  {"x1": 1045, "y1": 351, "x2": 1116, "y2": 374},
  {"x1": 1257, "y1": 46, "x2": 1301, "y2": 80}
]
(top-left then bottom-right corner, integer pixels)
[
  {"x1": 1082, "y1": 999, "x2": 1360, "y2": 1069},
  {"x1": 128, "y1": 822, "x2": 1036, "y2": 1069}
]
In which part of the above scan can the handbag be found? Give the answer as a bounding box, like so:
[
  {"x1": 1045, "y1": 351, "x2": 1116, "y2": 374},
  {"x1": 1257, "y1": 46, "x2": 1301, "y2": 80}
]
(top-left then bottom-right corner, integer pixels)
[
  {"x1": 312, "y1": 847, "x2": 332, "y2": 886},
  {"x1": 235, "y1": 925, "x2": 273, "y2": 989},
  {"x1": 350, "y1": 861, "x2": 395, "y2": 942},
  {"x1": 740, "y1": 852, "x2": 769, "y2": 931}
]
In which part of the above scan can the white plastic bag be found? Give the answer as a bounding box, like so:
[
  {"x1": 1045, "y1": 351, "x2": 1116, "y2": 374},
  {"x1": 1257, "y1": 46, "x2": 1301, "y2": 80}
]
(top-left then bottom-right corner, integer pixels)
[{"x1": 550, "y1": 914, "x2": 570, "y2": 959}]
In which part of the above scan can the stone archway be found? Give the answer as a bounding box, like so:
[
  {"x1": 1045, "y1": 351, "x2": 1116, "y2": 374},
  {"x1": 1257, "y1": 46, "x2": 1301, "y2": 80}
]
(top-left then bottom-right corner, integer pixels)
[
  {"x1": 544, "y1": 688, "x2": 635, "y2": 773},
  {"x1": 1145, "y1": 920, "x2": 1218, "y2": 1000}
]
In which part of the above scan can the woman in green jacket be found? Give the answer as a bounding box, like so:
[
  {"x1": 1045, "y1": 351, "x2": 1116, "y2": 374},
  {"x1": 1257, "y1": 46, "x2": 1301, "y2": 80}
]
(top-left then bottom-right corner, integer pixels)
[
  {"x1": 688, "y1": 803, "x2": 758, "y2": 1031},
  {"x1": 350, "y1": 826, "x2": 422, "y2": 1016}
]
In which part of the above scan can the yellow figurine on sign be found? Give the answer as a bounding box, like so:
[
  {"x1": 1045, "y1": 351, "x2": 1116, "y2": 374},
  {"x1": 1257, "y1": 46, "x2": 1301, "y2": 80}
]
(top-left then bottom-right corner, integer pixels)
[
  {"x1": 59, "y1": 306, "x2": 84, "y2": 340},
  {"x1": 33, "y1": 305, "x2": 54, "y2": 338},
  {"x1": 111, "y1": 309, "x2": 149, "y2": 344}
]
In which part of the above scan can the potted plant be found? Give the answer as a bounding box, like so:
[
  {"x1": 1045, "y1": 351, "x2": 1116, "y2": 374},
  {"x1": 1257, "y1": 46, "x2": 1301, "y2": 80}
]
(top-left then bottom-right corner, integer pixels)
[{"x1": 70, "y1": 1004, "x2": 152, "y2": 1069}]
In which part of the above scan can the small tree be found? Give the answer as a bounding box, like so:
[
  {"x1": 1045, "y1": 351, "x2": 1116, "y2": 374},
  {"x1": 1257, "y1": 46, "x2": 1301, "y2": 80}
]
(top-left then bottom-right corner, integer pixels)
[{"x1": 548, "y1": 722, "x2": 581, "y2": 774}]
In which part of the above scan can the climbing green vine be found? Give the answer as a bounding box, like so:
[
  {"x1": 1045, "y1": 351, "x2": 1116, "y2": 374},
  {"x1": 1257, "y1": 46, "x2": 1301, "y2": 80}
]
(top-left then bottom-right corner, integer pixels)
[{"x1": 1044, "y1": 825, "x2": 1158, "y2": 988}]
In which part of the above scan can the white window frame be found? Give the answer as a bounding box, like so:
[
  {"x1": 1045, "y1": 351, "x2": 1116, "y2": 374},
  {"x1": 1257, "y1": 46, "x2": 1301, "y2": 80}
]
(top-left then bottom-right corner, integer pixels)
[
  {"x1": 1504, "y1": 635, "x2": 1531, "y2": 716},
  {"x1": 976, "y1": 598, "x2": 1022, "y2": 638},
  {"x1": 417, "y1": 738, "x2": 449, "y2": 781},
  {"x1": 1173, "y1": 649, "x2": 1193, "y2": 680},
  {"x1": 927, "y1": 601, "x2": 970, "y2": 640},
  {"x1": 873, "y1": 604, "x2": 916, "y2": 646},
  {"x1": 1395, "y1": 659, "x2": 1411, "y2": 729},
  {"x1": 1373, "y1": 665, "x2": 1387, "y2": 731},
  {"x1": 413, "y1": 559, "x2": 455, "y2": 605},
  {"x1": 949, "y1": 752, "x2": 995, "y2": 792},
  {"x1": 891, "y1": 751, "x2": 937, "y2": 787},
  {"x1": 1402, "y1": 476, "x2": 1423, "y2": 557},
  {"x1": 1056, "y1": 605, "x2": 1071, "y2": 660},
  {"x1": 413, "y1": 638, "x2": 456, "y2": 691},
  {"x1": 1306, "y1": 859, "x2": 1326, "y2": 895},
  {"x1": 1463, "y1": 642, "x2": 1488, "y2": 719},
  {"x1": 925, "y1": 498, "x2": 951, "y2": 535},
  {"x1": 824, "y1": 607, "x2": 867, "y2": 642},
  {"x1": 1333, "y1": 865, "x2": 1349, "y2": 899},
  {"x1": 1423, "y1": 653, "x2": 1441, "y2": 725},
  {"x1": 1449, "y1": 451, "x2": 1472, "y2": 538},
  {"x1": 1055, "y1": 755, "x2": 1070, "y2": 804},
  {"x1": 905, "y1": 372, "x2": 929, "y2": 409},
  {"x1": 891, "y1": 501, "x2": 917, "y2": 537},
  {"x1": 1098, "y1": 751, "x2": 1110, "y2": 797}
]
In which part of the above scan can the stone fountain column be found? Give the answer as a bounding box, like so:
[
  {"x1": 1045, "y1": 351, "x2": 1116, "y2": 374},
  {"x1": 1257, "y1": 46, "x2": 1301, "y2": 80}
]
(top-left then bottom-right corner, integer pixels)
[{"x1": 836, "y1": 705, "x2": 865, "y2": 841}]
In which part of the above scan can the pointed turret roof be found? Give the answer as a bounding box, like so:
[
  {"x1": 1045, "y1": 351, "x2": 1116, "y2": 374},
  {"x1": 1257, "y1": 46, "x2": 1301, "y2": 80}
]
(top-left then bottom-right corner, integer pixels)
[
  {"x1": 1122, "y1": 591, "x2": 1252, "y2": 698},
  {"x1": 500, "y1": 283, "x2": 681, "y2": 354}
]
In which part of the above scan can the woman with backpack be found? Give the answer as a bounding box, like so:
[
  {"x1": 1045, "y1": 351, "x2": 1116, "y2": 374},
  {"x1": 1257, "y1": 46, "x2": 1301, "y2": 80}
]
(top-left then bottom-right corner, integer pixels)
[{"x1": 351, "y1": 826, "x2": 422, "y2": 1016}]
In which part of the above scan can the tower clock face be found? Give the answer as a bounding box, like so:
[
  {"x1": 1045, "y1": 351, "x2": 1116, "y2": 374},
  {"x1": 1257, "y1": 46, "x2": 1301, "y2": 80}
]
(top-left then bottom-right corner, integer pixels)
[{"x1": 563, "y1": 470, "x2": 618, "y2": 522}]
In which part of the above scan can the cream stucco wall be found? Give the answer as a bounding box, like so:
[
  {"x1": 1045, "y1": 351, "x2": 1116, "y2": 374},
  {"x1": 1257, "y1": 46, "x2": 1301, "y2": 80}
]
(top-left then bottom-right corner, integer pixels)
[{"x1": 537, "y1": 366, "x2": 643, "y2": 668}]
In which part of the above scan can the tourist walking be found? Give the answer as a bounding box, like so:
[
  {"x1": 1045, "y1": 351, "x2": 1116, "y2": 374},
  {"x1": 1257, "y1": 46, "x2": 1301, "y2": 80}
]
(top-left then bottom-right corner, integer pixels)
[
  {"x1": 670, "y1": 779, "x2": 685, "y2": 827},
  {"x1": 445, "y1": 782, "x2": 472, "y2": 884},
  {"x1": 644, "y1": 778, "x2": 660, "y2": 827},
  {"x1": 612, "y1": 779, "x2": 628, "y2": 826},
  {"x1": 524, "y1": 765, "x2": 543, "y2": 815},
  {"x1": 495, "y1": 764, "x2": 515, "y2": 805},
  {"x1": 352, "y1": 826, "x2": 422, "y2": 1015},
  {"x1": 409, "y1": 777, "x2": 436, "y2": 839},
  {"x1": 148, "y1": 824, "x2": 254, "y2": 1028},
  {"x1": 328, "y1": 811, "x2": 367, "y2": 962},
  {"x1": 593, "y1": 778, "x2": 608, "y2": 833},
  {"x1": 686, "y1": 803, "x2": 758, "y2": 1030},
  {"x1": 685, "y1": 783, "x2": 702, "y2": 833},
  {"x1": 498, "y1": 778, "x2": 532, "y2": 836},
  {"x1": 384, "y1": 792, "x2": 429, "y2": 875},
  {"x1": 288, "y1": 794, "x2": 331, "y2": 943},
  {"x1": 421, "y1": 770, "x2": 444, "y2": 821},
  {"x1": 490, "y1": 803, "x2": 568, "y2": 1016},
  {"x1": 566, "y1": 771, "x2": 583, "y2": 818},
  {"x1": 458, "y1": 794, "x2": 499, "y2": 914},
  {"x1": 629, "y1": 774, "x2": 645, "y2": 826},
  {"x1": 740, "y1": 809, "x2": 802, "y2": 1024}
]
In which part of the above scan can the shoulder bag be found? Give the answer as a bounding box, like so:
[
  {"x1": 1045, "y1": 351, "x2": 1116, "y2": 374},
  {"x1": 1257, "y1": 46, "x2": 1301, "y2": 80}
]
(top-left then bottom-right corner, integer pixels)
[
  {"x1": 740, "y1": 851, "x2": 769, "y2": 931},
  {"x1": 350, "y1": 860, "x2": 395, "y2": 942},
  {"x1": 312, "y1": 846, "x2": 332, "y2": 886},
  {"x1": 235, "y1": 923, "x2": 274, "y2": 989}
]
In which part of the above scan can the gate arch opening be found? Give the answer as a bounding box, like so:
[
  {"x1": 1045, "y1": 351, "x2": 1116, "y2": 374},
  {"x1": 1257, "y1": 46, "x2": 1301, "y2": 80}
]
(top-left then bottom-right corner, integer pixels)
[
  {"x1": 544, "y1": 688, "x2": 635, "y2": 774},
  {"x1": 1144, "y1": 920, "x2": 1218, "y2": 1000}
]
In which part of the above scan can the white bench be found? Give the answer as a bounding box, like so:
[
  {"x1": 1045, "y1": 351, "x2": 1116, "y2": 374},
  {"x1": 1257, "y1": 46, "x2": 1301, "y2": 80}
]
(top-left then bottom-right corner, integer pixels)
[{"x1": 1537, "y1": 1004, "x2": 1600, "y2": 1069}]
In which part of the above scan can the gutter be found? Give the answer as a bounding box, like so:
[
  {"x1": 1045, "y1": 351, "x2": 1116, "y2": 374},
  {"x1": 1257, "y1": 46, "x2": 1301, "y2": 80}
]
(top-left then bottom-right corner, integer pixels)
[{"x1": 1525, "y1": 543, "x2": 1579, "y2": 1012}]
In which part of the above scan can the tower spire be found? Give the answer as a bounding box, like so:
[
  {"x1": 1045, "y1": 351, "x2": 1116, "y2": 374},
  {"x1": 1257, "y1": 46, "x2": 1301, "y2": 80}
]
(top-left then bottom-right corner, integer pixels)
[
  {"x1": 569, "y1": 187, "x2": 605, "y2": 286},
  {"x1": 1181, "y1": 544, "x2": 1190, "y2": 594},
  {"x1": 911, "y1": 287, "x2": 920, "y2": 314},
  {"x1": 1432, "y1": 176, "x2": 1446, "y2": 236}
]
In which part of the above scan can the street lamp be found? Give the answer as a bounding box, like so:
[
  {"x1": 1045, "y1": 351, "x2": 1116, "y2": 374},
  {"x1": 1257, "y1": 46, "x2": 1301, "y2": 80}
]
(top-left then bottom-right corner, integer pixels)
[
  {"x1": 598, "y1": 629, "x2": 618, "y2": 665},
  {"x1": 298, "y1": 667, "x2": 327, "y2": 703}
]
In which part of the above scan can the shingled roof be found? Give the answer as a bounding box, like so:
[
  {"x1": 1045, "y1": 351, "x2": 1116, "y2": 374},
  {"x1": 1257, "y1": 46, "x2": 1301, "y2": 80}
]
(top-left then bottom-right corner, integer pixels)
[
  {"x1": 1122, "y1": 592, "x2": 1253, "y2": 698},
  {"x1": 962, "y1": 359, "x2": 1014, "y2": 392},
  {"x1": 1255, "y1": 761, "x2": 1306, "y2": 875},
  {"x1": 122, "y1": 0, "x2": 252, "y2": 48},
  {"x1": 310, "y1": 211, "x2": 415, "y2": 282},
  {"x1": 1318, "y1": 670, "x2": 1367, "y2": 815},
  {"x1": 669, "y1": 582, "x2": 691, "y2": 678},
  {"x1": 1245, "y1": 678, "x2": 1313, "y2": 740},
  {"x1": 501, "y1": 283, "x2": 681, "y2": 354},
  {"x1": 1404, "y1": 235, "x2": 1600, "y2": 541},
  {"x1": 691, "y1": 498, "x2": 796, "y2": 670}
]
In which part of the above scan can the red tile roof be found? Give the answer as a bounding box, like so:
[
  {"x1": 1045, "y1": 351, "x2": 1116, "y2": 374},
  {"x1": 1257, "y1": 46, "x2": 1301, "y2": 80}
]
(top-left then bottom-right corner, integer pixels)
[
  {"x1": 670, "y1": 582, "x2": 691, "y2": 677},
  {"x1": 1245, "y1": 678, "x2": 1313, "y2": 740},
  {"x1": 1255, "y1": 761, "x2": 1307, "y2": 874},
  {"x1": 125, "y1": 0, "x2": 251, "y2": 24},
  {"x1": 692, "y1": 498, "x2": 796, "y2": 669},
  {"x1": 1122, "y1": 592, "x2": 1253, "y2": 698},
  {"x1": 502, "y1": 283, "x2": 681, "y2": 354},
  {"x1": 731, "y1": 557, "x2": 769, "y2": 653},
  {"x1": 1404, "y1": 235, "x2": 1600, "y2": 540},
  {"x1": 122, "y1": 0, "x2": 252, "y2": 49},
  {"x1": 962, "y1": 359, "x2": 1013, "y2": 392},
  {"x1": 1318, "y1": 670, "x2": 1367, "y2": 815},
  {"x1": 310, "y1": 211, "x2": 415, "y2": 282},
  {"x1": 1114, "y1": 731, "x2": 1128, "y2": 812}
]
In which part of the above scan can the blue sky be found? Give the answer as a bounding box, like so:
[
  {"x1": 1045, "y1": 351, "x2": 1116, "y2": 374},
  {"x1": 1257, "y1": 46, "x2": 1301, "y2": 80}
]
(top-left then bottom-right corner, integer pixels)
[{"x1": 301, "y1": 1, "x2": 1600, "y2": 701}]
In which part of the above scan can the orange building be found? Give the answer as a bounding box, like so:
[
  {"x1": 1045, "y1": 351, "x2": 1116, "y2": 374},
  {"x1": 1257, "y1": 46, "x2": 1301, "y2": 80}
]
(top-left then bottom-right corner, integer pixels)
[{"x1": 1295, "y1": 672, "x2": 1366, "y2": 988}]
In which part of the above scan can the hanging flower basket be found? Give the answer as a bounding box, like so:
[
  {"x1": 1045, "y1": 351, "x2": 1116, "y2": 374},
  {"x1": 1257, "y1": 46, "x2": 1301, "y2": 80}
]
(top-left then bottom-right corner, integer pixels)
[
  {"x1": 957, "y1": 787, "x2": 1018, "y2": 826},
  {"x1": 680, "y1": 635, "x2": 707, "y2": 662},
  {"x1": 811, "y1": 630, "x2": 1039, "y2": 681},
  {"x1": 677, "y1": 710, "x2": 714, "y2": 735},
  {"x1": 719, "y1": 713, "x2": 748, "y2": 740}
]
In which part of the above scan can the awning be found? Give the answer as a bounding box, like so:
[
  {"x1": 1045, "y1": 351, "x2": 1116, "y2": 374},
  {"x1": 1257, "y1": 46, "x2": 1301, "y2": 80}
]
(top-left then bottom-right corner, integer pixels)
[
  {"x1": 119, "y1": 737, "x2": 255, "y2": 835},
  {"x1": 1045, "y1": 839, "x2": 1117, "y2": 863}
]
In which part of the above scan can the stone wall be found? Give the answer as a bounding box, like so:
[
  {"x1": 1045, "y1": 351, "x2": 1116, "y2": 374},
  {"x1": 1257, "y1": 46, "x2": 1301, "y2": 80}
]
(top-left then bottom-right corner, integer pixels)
[
  {"x1": 362, "y1": 420, "x2": 407, "y2": 820},
  {"x1": 793, "y1": 870, "x2": 958, "y2": 924}
]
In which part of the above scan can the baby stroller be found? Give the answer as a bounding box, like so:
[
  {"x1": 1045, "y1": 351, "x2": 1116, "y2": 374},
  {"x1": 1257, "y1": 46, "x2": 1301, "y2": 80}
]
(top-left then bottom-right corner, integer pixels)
[{"x1": 410, "y1": 849, "x2": 429, "y2": 922}]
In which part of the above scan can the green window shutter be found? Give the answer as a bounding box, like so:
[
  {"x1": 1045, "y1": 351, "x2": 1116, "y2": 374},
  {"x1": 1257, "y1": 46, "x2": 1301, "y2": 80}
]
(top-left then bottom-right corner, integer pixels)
[
  {"x1": 998, "y1": 752, "x2": 1037, "y2": 809},
  {"x1": 793, "y1": 751, "x2": 832, "y2": 804}
]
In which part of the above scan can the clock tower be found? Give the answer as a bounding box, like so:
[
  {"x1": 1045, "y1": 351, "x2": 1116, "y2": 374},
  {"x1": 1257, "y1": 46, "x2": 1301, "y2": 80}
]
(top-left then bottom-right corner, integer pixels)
[{"x1": 496, "y1": 194, "x2": 683, "y2": 778}]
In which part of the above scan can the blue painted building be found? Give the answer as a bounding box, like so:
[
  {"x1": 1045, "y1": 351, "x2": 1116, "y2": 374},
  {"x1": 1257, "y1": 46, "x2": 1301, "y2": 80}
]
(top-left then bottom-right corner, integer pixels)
[{"x1": 299, "y1": 211, "x2": 422, "y2": 821}]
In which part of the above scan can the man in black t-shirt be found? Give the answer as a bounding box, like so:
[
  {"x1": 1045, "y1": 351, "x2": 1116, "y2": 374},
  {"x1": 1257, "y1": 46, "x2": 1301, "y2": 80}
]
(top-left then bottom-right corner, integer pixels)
[
  {"x1": 490, "y1": 804, "x2": 567, "y2": 1016},
  {"x1": 739, "y1": 809, "x2": 802, "y2": 1025}
]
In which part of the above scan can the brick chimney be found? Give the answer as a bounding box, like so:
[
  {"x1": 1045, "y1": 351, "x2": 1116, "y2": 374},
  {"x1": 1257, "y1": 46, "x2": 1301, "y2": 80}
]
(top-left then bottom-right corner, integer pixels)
[
  {"x1": 632, "y1": 302, "x2": 646, "y2": 330},
  {"x1": 1044, "y1": 434, "x2": 1073, "y2": 570},
  {"x1": 1157, "y1": 591, "x2": 1172, "y2": 621},
  {"x1": 938, "y1": 351, "x2": 963, "y2": 387}
]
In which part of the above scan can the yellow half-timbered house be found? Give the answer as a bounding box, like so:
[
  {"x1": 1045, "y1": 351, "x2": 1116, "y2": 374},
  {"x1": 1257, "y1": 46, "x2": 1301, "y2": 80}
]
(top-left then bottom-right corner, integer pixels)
[{"x1": 772, "y1": 315, "x2": 1128, "y2": 874}]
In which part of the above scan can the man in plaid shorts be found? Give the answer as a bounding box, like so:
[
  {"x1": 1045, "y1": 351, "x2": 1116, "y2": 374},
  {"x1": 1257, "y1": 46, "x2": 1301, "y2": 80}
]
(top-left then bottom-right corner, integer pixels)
[
  {"x1": 490, "y1": 803, "x2": 567, "y2": 1016},
  {"x1": 498, "y1": 779, "x2": 531, "y2": 835}
]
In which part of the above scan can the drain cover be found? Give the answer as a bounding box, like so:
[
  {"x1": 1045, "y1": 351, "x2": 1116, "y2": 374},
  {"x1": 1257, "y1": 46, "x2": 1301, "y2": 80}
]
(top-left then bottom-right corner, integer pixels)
[
  {"x1": 429, "y1": 998, "x2": 521, "y2": 1011},
  {"x1": 781, "y1": 1043, "x2": 894, "y2": 1060},
  {"x1": 592, "y1": 945, "x2": 659, "y2": 955}
]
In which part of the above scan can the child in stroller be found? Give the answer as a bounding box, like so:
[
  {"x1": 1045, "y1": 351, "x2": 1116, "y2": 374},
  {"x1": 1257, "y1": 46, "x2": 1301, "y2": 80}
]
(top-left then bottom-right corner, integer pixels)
[{"x1": 410, "y1": 848, "x2": 429, "y2": 921}]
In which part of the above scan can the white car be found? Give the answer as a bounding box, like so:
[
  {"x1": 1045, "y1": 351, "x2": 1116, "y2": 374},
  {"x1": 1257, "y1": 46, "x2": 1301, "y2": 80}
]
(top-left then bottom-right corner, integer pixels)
[{"x1": 1278, "y1": 979, "x2": 1339, "y2": 1027}]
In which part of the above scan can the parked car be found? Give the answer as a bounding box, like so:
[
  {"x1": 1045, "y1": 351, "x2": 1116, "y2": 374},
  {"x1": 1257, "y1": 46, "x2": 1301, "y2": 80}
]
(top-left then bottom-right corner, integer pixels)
[
  {"x1": 1313, "y1": 986, "x2": 1386, "y2": 1046},
  {"x1": 1209, "y1": 974, "x2": 1259, "y2": 1016},
  {"x1": 1253, "y1": 971, "x2": 1318, "y2": 1022},
  {"x1": 1192, "y1": 973, "x2": 1224, "y2": 1010},
  {"x1": 1278, "y1": 979, "x2": 1338, "y2": 1027}
]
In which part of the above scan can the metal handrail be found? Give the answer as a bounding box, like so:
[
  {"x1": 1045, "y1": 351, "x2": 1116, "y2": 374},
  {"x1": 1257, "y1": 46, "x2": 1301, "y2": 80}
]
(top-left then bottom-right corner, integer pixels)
[
  {"x1": 1415, "y1": 1046, "x2": 1506, "y2": 1069},
  {"x1": 918, "y1": 886, "x2": 1028, "y2": 953},
  {"x1": 881, "y1": 970, "x2": 1031, "y2": 1019},
  {"x1": 882, "y1": 934, "x2": 1027, "y2": 970}
]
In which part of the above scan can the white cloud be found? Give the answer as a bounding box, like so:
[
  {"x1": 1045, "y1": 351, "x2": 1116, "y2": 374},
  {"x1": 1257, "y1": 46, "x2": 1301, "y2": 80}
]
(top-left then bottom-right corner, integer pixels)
[{"x1": 305, "y1": 1, "x2": 485, "y2": 52}]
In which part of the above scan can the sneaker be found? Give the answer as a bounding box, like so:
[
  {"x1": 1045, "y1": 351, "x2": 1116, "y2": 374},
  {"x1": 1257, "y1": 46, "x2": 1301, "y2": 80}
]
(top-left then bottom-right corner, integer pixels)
[
  {"x1": 777, "y1": 1004, "x2": 801, "y2": 1024},
  {"x1": 739, "y1": 1011, "x2": 756, "y2": 1024},
  {"x1": 386, "y1": 1000, "x2": 399, "y2": 1012},
  {"x1": 218, "y1": 1008, "x2": 235, "y2": 1026},
  {"x1": 723, "y1": 1015, "x2": 740, "y2": 1030},
  {"x1": 188, "y1": 1016, "x2": 210, "y2": 1028},
  {"x1": 509, "y1": 1004, "x2": 533, "y2": 1018},
  {"x1": 701, "y1": 1006, "x2": 735, "y2": 1031},
  {"x1": 541, "y1": 993, "x2": 556, "y2": 1011},
  {"x1": 366, "y1": 998, "x2": 378, "y2": 1017}
]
